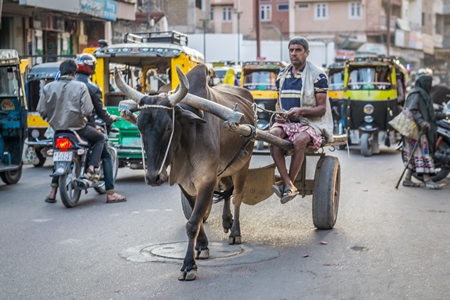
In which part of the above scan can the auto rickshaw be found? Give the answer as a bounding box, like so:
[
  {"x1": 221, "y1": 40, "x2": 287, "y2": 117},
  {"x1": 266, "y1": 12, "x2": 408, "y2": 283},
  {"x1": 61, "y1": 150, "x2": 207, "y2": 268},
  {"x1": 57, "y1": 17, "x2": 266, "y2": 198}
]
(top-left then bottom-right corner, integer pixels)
[
  {"x1": 240, "y1": 60, "x2": 288, "y2": 150},
  {"x1": 24, "y1": 61, "x2": 61, "y2": 167},
  {"x1": 327, "y1": 61, "x2": 345, "y2": 137},
  {"x1": 91, "y1": 31, "x2": 204, "y2": 170},
  {"x1": 0, "y1": 49, "x2": 28, "y2": 184},
  {"x1": 333, "y1": 55, "x2": 407, "y2": 156}
]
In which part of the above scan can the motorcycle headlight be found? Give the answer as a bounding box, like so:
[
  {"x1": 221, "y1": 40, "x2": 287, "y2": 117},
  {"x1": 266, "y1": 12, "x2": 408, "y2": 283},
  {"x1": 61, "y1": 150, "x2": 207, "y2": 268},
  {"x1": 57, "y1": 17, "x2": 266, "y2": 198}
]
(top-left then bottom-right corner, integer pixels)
[
  {"x1": 364, "y1": 115, "x2": 374, "y2": 123},
  {"x1": 363, "y1": 104, "x2": 374, "y2": 114},
  {"x1": 31, "y1": 129, "x2": 40, "y2": 139},
  {"x1": 257, "y1": 103, "x2": 265, "y2": 112}
]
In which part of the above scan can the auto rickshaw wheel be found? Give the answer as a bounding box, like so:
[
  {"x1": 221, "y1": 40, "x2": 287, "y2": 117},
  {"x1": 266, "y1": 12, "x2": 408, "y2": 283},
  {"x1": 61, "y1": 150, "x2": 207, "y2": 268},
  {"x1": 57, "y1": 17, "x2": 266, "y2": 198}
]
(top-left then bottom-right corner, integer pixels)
[
  {"x1": 181, "y1": 192, "x2": 212, "y2": 223},
  {"x1": 360, "y1": 133, "x2": 373, "y2": 157},
  {"x1": 0, "y1": 166, "x2": 22, "y2": 185},
  {"x1": 33, "y1": 148, "x2": 46, "y2": 167},
  {"x1": 312, "y1": 156, "x2": 340, "y2": 229}
]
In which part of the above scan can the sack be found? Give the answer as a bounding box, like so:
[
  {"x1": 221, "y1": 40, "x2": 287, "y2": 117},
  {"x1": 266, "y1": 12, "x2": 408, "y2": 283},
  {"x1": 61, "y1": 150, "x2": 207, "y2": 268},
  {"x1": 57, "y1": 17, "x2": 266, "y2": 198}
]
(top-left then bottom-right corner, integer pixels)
[{"x1": 388, "y1": 109, "x2": 419, "y2": 140}]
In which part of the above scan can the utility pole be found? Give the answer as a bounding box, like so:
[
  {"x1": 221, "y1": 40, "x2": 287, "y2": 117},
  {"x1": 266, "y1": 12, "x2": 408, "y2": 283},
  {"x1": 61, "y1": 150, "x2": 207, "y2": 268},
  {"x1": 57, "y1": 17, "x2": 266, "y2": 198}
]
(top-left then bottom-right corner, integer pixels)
[
  {"x1": 147, "y1": 0, "x2": 151, "y2": 31},
  {"x1": 201, "y1": 19, "x2": 209, "y2": 60},
  {"x1": 386, "y1": 0, "x2": 391, "y2": 56},
  {"x1": 255, "y1": 0, "x2": 261, "y2": 59},
  {"x1": 278, "y1": 20, "x2": 284, "y2": 61},
  {"x1": 235, "y1": 10, "x2": 242, "y2": 62}
]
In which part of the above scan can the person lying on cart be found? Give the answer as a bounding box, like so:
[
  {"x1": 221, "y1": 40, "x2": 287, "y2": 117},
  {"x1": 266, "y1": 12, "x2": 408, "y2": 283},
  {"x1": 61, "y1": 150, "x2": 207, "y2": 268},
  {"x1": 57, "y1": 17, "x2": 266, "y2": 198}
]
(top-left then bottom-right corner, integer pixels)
[{"x1": 269, "y1": 37, "x2": 334, "y2": 204}]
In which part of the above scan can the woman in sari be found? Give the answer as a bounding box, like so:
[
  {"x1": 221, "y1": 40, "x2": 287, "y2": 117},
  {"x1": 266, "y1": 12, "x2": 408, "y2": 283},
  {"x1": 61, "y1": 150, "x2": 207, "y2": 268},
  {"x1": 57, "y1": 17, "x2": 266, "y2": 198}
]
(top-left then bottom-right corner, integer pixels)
[{"x1": 402, "y1": 74, "x2": 445, "y2": 189}]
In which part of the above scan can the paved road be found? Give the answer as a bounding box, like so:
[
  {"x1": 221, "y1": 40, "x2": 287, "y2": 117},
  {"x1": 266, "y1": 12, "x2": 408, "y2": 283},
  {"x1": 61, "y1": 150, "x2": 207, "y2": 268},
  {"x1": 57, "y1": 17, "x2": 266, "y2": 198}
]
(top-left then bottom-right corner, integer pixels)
[{"x1": 1, "y1": 146, "x2": 449, "y2": 299}]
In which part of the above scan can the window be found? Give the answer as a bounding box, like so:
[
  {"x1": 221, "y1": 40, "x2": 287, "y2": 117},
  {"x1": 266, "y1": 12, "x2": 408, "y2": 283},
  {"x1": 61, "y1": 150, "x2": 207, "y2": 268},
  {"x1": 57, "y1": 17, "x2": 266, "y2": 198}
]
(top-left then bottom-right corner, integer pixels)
[
  {"x1": 195, "y1": 0, "x2": 202, "y2": 10},
  {"x1": 222, "y1": 7, "x2": 232, "y2": 22},
  {"x1": 261, "y1": 5, "x2": 272, "y2": 21},
  {"x1": 315, "y1": 4, "x2": 327, "y2": 20},
  {"x1": 349, "y1": 2, "x2": 361, "y2": 19},
  {"x1": 210, "y1": 9, "x2": 214, "y2": 21},
  {"x1": 278, "y1": 4, "x2": 289, "y2": 11}
]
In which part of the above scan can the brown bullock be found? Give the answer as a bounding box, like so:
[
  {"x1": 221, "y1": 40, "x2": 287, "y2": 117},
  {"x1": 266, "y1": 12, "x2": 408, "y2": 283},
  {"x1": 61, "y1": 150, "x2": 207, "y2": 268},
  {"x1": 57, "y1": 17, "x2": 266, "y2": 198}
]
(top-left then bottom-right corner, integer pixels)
[{"x1": 115, "y1": 64, "x2": 255, "y2": 281}]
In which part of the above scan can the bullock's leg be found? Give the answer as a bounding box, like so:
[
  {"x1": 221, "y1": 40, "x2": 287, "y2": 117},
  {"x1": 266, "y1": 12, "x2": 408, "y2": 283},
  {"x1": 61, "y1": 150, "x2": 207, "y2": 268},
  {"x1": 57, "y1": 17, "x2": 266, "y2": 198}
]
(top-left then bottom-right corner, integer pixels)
[
  {"x1": 179, "y1": 183, "x2": 216, "y2": 281},
  {"x1": 220, "y1": 177, "x2": 234, "y2": 233},
  {"x1": 180, "y1": 187, "x2": 210, "y2": 260},
  {"x1": 228, "y1": 160, "x2": 251, "y2": 245}
]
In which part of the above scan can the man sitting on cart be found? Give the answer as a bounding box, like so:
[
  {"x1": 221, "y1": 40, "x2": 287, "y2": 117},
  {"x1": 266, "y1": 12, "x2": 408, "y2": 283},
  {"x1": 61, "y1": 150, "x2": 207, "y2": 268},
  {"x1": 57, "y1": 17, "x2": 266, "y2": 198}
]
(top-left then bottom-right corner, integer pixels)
[{"x1": 270, "y1": 37, "x2": 334, "y2": 204}]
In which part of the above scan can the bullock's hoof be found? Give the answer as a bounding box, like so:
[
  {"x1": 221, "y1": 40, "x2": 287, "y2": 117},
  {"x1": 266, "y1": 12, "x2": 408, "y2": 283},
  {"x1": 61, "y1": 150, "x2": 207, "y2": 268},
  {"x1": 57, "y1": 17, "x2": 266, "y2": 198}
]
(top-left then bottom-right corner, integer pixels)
[
  {"x1": 185, "y1": 269, "x2": 197, "y2": 281},
  {"x1": 178, "y1": 271, "x2": 186, "y2": 281},
  {"x1": 228, "y1": 236, "x2": 241, "y2": 245},
  {"x1": 196, "y1": 248, "x2": 210, "y2": 259}
]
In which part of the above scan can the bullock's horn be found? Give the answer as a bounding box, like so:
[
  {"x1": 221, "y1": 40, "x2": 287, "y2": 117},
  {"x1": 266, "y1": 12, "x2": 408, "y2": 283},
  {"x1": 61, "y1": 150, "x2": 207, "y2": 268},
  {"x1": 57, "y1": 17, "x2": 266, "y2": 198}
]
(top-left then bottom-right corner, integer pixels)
[
  {"x1": 182, "y1": 94, "x2": 244, "y2": 124},
  {"x1": 114, "y1": 67, "x2": 145, "y2": 103},
  {"x1": 168, "y1": 66, "x2": 189, "y2": 106}
]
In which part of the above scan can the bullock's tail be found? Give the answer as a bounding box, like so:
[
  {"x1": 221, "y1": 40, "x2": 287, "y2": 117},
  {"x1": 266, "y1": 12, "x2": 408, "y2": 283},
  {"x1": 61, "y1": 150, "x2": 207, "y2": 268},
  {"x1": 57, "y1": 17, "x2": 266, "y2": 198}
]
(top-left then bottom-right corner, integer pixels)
[{"x1": 213, "y1": 185, "x2": 234, "y2": 203}]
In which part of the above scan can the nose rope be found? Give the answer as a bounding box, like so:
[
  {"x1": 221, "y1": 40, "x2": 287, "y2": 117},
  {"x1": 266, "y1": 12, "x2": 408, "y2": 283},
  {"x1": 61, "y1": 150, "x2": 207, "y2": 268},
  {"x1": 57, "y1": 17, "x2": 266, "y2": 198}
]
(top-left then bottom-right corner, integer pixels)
[{"x1": 138, "y1": 106, "x2": 175, "y2": 181}]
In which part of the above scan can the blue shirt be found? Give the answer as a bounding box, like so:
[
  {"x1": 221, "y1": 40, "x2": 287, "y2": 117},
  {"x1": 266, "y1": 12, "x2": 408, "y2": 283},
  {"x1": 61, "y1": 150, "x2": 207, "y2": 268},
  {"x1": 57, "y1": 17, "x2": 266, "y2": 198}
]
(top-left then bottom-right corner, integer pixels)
[{"x1": 276, "y1": 65, "x2": 328, "y2": 112}]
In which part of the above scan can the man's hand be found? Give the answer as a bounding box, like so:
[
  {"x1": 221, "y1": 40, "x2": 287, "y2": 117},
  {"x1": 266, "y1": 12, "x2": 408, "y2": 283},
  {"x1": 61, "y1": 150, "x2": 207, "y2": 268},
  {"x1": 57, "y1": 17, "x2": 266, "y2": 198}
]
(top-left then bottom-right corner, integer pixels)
[
  {"x1": 111, "y1": 115, "x2": 119, "y2": 122},
  {"x1": 274, "y1": 112, "x2": 287, "y2": 124}
]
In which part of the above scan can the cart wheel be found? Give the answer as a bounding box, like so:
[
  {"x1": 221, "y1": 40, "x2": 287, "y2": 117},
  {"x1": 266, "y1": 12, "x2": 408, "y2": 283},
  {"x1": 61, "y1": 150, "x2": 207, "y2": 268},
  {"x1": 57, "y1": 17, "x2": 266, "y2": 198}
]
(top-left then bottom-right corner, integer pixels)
[
  {"x1": 181, "y1": 192, "x2": 212, "y2": 223},
  {"x1": 312, "y1": 156, "x2": 340, "y2": 229},
  {"x1": 360, "y1": 133, "x2": 372, "y2": 157}
]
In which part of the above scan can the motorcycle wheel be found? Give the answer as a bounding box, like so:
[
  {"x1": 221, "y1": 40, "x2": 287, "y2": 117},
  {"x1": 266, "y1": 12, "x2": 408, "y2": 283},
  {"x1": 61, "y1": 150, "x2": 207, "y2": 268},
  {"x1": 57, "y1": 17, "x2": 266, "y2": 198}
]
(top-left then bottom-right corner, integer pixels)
[
  {"x1": 0, "y1": 166, "x2": 22, "y2": 184},
  {"x1": 94, "y1": 146, "x2": 118, "y2": 194},
  {"x1": 59, "y1": 156, "x2": 82, "y2": 208}
]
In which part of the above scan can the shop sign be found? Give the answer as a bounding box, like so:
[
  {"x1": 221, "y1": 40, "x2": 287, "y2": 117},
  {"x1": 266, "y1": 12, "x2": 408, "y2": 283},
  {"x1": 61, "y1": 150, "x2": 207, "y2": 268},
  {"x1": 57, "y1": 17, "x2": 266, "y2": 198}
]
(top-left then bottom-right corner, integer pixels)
[
  {"x1": 19, "y1": 0, "x2": 78, "y2": 14},
  {"x1": 422, "y1": 34, "x2": 434, "y2": 55},
  {"x1": 80, "y1": 0, "x2": 118, "y2": 21}
]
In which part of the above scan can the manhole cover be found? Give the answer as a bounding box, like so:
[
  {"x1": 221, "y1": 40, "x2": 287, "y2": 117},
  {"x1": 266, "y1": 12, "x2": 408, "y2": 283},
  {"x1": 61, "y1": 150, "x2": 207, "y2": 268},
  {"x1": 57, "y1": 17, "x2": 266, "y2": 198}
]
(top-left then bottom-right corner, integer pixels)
[
  {"x1": 120, "y1": 241, "x2": 279, "y2": 266},
  {"x1": 147, "y1": 241, "x2": 244, "y2": 260}
]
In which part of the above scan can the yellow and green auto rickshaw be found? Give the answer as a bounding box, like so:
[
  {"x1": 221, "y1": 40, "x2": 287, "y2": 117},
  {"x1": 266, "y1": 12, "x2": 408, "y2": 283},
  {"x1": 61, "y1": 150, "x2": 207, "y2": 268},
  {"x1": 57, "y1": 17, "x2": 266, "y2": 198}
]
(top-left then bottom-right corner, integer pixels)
[
  {"x1": 91, "y1": 31, "x2": 204, "y2": 170},
  {"x1": 240, "y1": 60, "x2": 288, "y2": 150},
  {"x1": 327, "y1": 61, "x2": 345, "y2": 137},
  {"x1": 333, "y1": 55, "x2": 407, "y2": 156}
]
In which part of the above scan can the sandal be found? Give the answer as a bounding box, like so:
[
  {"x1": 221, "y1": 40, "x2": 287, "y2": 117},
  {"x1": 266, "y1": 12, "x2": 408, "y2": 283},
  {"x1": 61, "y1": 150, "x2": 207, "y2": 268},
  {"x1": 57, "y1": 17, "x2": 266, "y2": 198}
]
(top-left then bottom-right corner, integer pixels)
[
  {"x1": 280, "y1": 187, "x2": 299, "y2": 204},
  {"x1": 84, "y1": 168, "x2": 99, "y2": 182},
  {"x1": 424, "y1": 182, "x2": 442, "y2": 190},
  {"x1": 402, "y1": 180, "x2": 422, "y2": 188},
  {"x1": 45, "y1": 196, "x2": 57, "y2": 203},
  {"x1": 271, "y1": 184, "x2": 284, "y2": 198},
  {"x1": 106, "y1": 193, "x2": 127, "y2": 203}
]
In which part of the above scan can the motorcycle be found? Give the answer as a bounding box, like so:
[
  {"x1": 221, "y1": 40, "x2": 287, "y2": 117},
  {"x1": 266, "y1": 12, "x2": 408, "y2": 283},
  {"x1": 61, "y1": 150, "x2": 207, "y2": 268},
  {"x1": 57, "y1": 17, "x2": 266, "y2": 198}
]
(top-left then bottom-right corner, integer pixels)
[
  {"x1": 413, "y1": 100, "x2": 450, "y2": 182},
  {"x1": 48, "y1": 121, "x2": 118, "y2": 208}
]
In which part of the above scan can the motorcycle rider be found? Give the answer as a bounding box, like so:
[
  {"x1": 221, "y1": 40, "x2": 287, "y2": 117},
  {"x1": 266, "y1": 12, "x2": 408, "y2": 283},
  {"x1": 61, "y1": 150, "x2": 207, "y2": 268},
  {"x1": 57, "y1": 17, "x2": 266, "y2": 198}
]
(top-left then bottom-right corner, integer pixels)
[
  {"x1": 38, "y1": 59, "x2": 105, "y2": 203},
  {"x1": 75, "y1": 53, "x2": 127, "y2": 203}
]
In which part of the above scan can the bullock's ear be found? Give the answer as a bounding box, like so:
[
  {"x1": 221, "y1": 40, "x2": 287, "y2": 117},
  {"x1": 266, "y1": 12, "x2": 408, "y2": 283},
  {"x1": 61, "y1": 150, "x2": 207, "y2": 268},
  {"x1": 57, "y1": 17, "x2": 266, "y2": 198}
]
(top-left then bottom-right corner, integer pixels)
[{"x1": 174, "y1": 105, "x2": 207, "y2": 124}]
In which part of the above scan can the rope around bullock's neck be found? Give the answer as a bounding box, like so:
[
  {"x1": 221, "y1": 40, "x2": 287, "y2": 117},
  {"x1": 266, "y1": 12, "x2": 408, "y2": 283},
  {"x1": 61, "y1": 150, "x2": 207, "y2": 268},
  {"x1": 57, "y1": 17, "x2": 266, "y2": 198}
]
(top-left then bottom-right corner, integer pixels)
[{"x1": 138, "y1": 104, "x2": 175, "y2": 181}]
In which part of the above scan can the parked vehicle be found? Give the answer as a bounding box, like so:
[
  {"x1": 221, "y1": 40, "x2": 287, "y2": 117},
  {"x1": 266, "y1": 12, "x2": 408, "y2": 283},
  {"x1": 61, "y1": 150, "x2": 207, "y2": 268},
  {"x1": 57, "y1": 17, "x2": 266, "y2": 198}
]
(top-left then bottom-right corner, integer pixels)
[
  {"x1": 240, "y1": 60, "x2": 288, "y2": 150},
  {"x1": 25, "y1": 62, "x2": 61, "y2": 167},
  {"x1": 0, "y1": 49, "x2": 28, "y2": 184},
  {"x1": 327, "y1": 62, "x2": 345, "y2": 140},
  {"x1": 48, "y1": 120, "x2": 118, "y2": 208},
  {"x1": 92, "y1": 31, "x2": 204, "y2": 170},
  {"x1": 331, "y1": 55, "x2": 408, "y2": 156}
]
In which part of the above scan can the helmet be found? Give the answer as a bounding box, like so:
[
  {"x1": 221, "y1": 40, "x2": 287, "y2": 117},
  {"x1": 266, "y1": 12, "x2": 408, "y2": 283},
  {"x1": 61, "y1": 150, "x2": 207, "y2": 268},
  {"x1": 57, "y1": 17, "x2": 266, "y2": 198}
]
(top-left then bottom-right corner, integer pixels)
[{"x1": 75, "y1": 53, "x2": 96, "y2": 75}]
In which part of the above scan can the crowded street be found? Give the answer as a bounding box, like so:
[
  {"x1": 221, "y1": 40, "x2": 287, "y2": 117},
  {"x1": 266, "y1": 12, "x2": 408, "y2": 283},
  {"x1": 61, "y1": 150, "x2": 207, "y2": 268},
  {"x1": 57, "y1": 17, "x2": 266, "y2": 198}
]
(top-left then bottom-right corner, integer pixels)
[{"x1": 1, "y1": 146, "x2": 449, "y2": 299}]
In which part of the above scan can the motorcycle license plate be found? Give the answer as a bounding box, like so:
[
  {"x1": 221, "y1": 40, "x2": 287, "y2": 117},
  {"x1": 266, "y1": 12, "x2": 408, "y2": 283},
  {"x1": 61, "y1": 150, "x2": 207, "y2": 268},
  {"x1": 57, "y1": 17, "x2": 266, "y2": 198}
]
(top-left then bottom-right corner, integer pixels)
[{"x1": 53, "y1": 151, "x2": 73, "y2": 162}]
